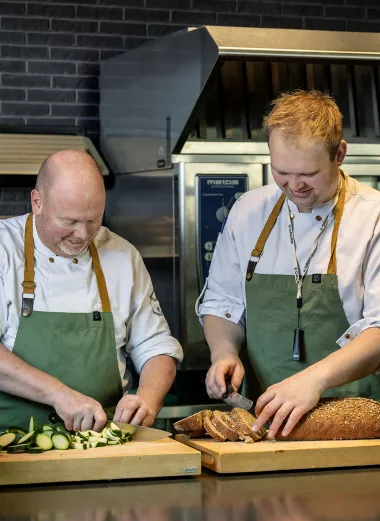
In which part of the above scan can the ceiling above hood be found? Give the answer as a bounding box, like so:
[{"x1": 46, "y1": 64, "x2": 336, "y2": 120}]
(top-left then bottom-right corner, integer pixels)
[
  {"x1": 100, "y1": 26, "x2": 380, "y2": 175},
  {"x1": 0, "y1": 134, "x2": 109, "y2": 176}
]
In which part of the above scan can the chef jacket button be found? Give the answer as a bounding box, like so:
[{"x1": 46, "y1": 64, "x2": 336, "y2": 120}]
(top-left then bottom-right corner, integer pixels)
[
  {"x1": 225, "y1": 313, "x2": 231, "y2": 319},
  {"x1": 73, "y1": 258, "x2": 78, "y2": 264},
  {"x1": 316, "y1": 215, "x2": 322, "y2": 221},
  {"x1": 290, "y1": 213, "x2": 295, "y2": 220},
  {"x1": 345, "y1": 333, "x2": 351, "y2": 340},
  {"x1": 49, "y1": 257, "x2": 54, "y2": 263},
  {"x1": 22, "y1": 309, "x2": 30, "y2": 317}
]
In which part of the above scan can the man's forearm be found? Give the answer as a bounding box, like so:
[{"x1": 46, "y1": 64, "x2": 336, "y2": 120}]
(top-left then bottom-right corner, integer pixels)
[
  {"x1": 308, "y1": 328, "x2": 380, "y2": 392},
  {"x1": 203, "y1": 315, "x2": 245, "y2": 361},
  {"x1": 136, "y1": 355, "x2": 177, "y2": 411},
  {"x1": 0, "y1": 342, "x2": 66, "y2": 406}
]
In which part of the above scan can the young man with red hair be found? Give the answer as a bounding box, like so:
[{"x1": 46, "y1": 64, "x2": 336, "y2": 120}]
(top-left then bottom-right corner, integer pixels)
[{"x1": 198, "y1": 90, "x2": 380, "y2": 438}]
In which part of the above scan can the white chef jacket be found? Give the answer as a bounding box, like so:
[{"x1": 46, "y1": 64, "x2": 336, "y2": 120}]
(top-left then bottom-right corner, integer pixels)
[
  {"x1": 198, "y1": 172, "x2": 380, "y2": 348},
  {"x1": 0, "y1": 214, "x2": 183, "y2": 393}
]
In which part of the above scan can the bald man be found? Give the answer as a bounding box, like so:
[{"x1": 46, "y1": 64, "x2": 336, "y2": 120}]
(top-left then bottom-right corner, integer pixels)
[{"x1": 0, "y1": 150, "x2": 183, "y2": 431}]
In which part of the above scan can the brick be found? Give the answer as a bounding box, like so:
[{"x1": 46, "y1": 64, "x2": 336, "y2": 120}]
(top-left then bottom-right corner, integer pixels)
[
  {"x1": 0, "y1": 117, "x2": 26, "y2": 127},
  {"x1": 52, "y1": 104, "x2": 99, "y2": 118},
  {"x1": 76, "y1": 5, "x2": 122, "y2": 20},
  {"x1": 99, "y1": 0, "x2": 143, "y2": 5},
  {"x1": 51, "y1": 48, "x2": 99, "y2": 62},
  {"x1": 0, "y1": 60, "x2": 25, "y2": 73},
  {"x1": 218, "y1": 12, "x2": 260, "y2": 26},
  {"x1": 2, "y1": 17, "x2": 49, "y2": 31},
  {"x1": 172, "y1": 10, "x2": 216, "y2": 23},
  {"x1": 147, "y1": 0, "x2": 190, "y2": 7},
  {"x1": 2, "y1": 74, "x2": 50, "y2": 88},
  {"x1": 100, "y1": 49, "x2": 124, "y2": 60},
  {"x1": 28, "y1": 61, "x2": 76, "y2": 75},
  {"x1": 28, "y1": 89, "x2": 76, "y2": 103},
  {"x1": 53, "y1": 76, "x2": 98, "y2": 90},
  {"x1": 346, "y1": 0, "x2": 378, "y2": 5},
  {"x1": 123, "y1": 7, "x2": 169, "y2": 22},
  {"x1": 147, "y1": 24, "x2": 186, "y2": 37},
  {"x1": 77, "y1": 35, "x2": 124, "y2": 49},
  {"x1": 1, "y1": 45, "x2": 48, "y2": 59},
  {"x1": 0, "y1": 88, "x2": 25, "y2": 101},
  {"x1": 51, "y1": 19, "x2": 98, "y2": 33},
  {"x1": 77, "y1": 118, "x2": 100, "y2": 134},
  {"x1": 1, "y1": 188, "x2": 30, "y2": 203},
  {"x1": 27, "y1": 3, "x2": 75, "y2": 17},
  {"x1": 3, "y1": 103, "x2": 50, "y2": 117},
  {"x1": 368, "y1": 8, "x2": 380, "y2": 19},
  {"x1": 280, "y1": 0, "x2": 343, "y2": 3},
  {"x1": 238, "y1": 1, "x2": 280, "y2": 15},
  {"x1": 100, "y1": 21, "x2": 146, "y2": 36},
  {"x1": 326, "y1": 6, "x2": 365, "y2": 19},
  {"x1": 0, "y1": 2, "x2": 25, "y2": 15},
  {"x1": 77, "y1": 90, "x2": 100, "y2": 104},
  {"x1": 26, "y1": 117, "x2": 76, "y2": 127},
  {"x1": 281, "y1": 4, "x2": 323, "y2": 16},
  {"x1": 27, "y1": 33, "x2": 75, "y2": 47},
  {"x1": 262, "y1": 16, "x2": 303, "y2": 29},
  {"x1": 346, "y1": 20, "x2": 380, "y2": 31},
  {"x1": 193, "y1": 0, "x2": 236, "y2": 11},
  {"x1": 0, "y1": 203, "x2": 28, "y2": 215},
  {"x1": 101, "y1": 38, "x2": 147, "y2": 57},
  {"x1": 77, "y1": 63, "x2": 99, "y2": 76},
  {"x1": 305, "y1": 18, "x2": 346, "y2": 31},
  {"x1": 0, "y1": 32, "x2": 25, "y2": 44}
]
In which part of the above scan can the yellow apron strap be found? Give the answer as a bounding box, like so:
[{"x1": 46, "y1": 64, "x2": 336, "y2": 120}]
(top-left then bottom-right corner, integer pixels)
[
  {"x1": 327, "y1": 173, "x2": 346, "y2": 275},
  {"x1": 89, "y1": 242, "x2": 112, "y2": 313},
  {"x1": 250, "y1": 192, "x2": 286, "y2": 258},
  {"x1": 22, "y1": 213, "x2": 36, "y2": 296}
]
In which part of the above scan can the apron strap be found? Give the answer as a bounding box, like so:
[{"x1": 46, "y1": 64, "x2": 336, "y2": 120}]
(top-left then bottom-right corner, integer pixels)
[
  {"x1": 22, "y1": 214, "x2": 112, "y2": 315},
  {"x1": 89, "y1": 242, "x2": 112, "y2": 313},
  {"x1": 327, "y1": 171, "x2": 346, "y2": 275},
  {"x1": 250, "y1": 192, "x2": 286, "y2": 258}
]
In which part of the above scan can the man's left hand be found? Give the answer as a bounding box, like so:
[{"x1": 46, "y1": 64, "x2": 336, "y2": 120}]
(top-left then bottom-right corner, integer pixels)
[
  {"x1": 113, "y1": 394, "x2": 158, "y2": 427},
  {"x1": 252, "y1": 371, "x2": 324, "y2": 438}
]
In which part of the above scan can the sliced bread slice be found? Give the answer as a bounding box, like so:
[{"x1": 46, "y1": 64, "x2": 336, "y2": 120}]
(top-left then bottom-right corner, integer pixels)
[
  {"x1": 229, "y1": 408, "x2": 267, "y2": 442},
  {"x1": 210, "y1": 410, "x2": 239, "y2": 442},
  {"x1": 173, "y1": 411, "x2": 205, "y2": 434},
  {"x1": 183, "y1": 430, "x2": 209, "y2": 438},
  {"x1": 203, "y1": 410, "x2": 227, "y2": 441}
]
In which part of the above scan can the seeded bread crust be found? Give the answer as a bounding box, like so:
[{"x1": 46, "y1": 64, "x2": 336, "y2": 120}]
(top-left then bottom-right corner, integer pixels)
[
  {"x1": 173, "y1": 411, "x2": 205, "y2": 435},
  {"x1": 229, "y1": 408, "x2": 267, "y2": 442},
  {"x1": 276, "y1": 397, "x2": 380, "y2": 441},
  {"x1": 210, "y1": 410, "x2": 240, "y2": 442}
]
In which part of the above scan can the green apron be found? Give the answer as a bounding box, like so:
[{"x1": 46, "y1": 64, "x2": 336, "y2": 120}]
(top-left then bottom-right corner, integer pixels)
[
  {"x1": 0, "y1": 213, "x2": 123, "y2": 430},
  {"x1": 245, "y1": 177, "x2": 380, "y2": 401}
]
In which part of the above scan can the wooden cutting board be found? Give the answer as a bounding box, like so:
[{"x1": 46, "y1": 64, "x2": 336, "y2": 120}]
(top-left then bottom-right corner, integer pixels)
[
  {"x1": 0, "y1": 438, "x2": 201, "y2": 485},
  {"x1": 176, "y1": 434, "x2": 380, "y2": 474}
]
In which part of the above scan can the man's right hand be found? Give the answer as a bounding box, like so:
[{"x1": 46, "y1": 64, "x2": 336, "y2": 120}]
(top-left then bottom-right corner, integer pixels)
[
  {"x1": 205, "y1": 354, "x2": 245, "y2": 399},
  {"x1": 51, "y1": 387, "x2": 107, "y2": 432}
]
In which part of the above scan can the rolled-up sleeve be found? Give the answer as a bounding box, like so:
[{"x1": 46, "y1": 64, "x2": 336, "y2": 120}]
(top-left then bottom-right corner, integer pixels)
[
  {"x1": 337, "y1": 220, "x2": 380, "y2": 347},
  {"x1": 125, "y1": 252, "x2": 183, "y2": 374},
  {"x1": 0, "y1": 272, "x2": 5, "y2": 342},
  {"x1": 197, "y1": 202, "x2": 246, "y2": 326}
]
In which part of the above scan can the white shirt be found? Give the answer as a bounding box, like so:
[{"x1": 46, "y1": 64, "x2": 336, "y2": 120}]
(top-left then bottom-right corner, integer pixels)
[
  {"x1": 198, "y1": 173, "x2": 380, "y2": 348},
  {"x1": 0, "y1": 214, "x2": 183, "y2": 392}
]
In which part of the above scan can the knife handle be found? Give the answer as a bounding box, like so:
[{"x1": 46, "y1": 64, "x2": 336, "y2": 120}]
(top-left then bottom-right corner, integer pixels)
[{"x1": 222, "y1": 382, "x2": 235, "y2": 400}]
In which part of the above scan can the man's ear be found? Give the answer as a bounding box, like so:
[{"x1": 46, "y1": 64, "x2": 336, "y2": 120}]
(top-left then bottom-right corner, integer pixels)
[
  {"x1": 31, "y1": 189, "x2": 43, "y2": 216},
  {"x1": 336, "y1": 140, "x2": 347, "y2": 167}
]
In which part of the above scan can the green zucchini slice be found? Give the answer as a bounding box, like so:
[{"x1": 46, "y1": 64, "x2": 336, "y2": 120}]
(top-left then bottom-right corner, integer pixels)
[
  {"x1": 0, "y1": 432, "x2": 17, "y2": 448},
  {"x1": 52, "y1": 433, "x2": 70, "y2": 450},
  {"x1": 35, "y1": 433, "x2": 53, "y2": 451}
]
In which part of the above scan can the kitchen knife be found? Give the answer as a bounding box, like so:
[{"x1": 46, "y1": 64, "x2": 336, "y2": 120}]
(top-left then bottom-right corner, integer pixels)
[
  {"x1": 221, "y1": 383, "x2": 254, "y2": 410},
  {"x1": 48, "y1": 413, "x2": 172, "y2": 442}
]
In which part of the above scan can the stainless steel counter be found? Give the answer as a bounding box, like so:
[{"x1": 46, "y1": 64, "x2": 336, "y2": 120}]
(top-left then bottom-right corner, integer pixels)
[{"x1": 1, "y1": 467, "x2": 380, "y2": 521}]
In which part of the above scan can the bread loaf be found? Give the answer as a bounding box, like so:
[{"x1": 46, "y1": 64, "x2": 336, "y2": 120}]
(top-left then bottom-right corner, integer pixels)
[
  {"x1": 173, "y1": 411, "x2": 206, "y2": 435},
  {"x1": 276, "y1": 397, "x2": 380, "y2": 441}
]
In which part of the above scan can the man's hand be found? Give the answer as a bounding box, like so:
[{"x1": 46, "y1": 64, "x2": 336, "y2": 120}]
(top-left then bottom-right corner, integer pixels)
[
  {"x1": 206, "y1": 354, "x2": 245, "y2": 399},
  {"x1": 113, "y1": 394, "x2": 157, "y2": 427},
  {"x1": 52, "y1": 388, "x2": 107, "y2": 432},
  {"x1": 252, "y1": 371, "x2": 324, "y2": 438}
]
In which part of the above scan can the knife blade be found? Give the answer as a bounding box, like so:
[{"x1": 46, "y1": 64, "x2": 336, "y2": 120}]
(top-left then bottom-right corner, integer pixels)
[
  {"x1": 48, "y1": 413, "x2": 172, "y2": 442},
  {"x1": 221, "y1": 383, "x2": 254, "y2": 410}
]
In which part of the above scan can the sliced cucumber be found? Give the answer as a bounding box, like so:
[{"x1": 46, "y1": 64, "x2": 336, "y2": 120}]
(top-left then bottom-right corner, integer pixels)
[
  {"x1": 29, "y1": 416, "x2": 38, "y2": 433},
  {"x1": 43, "y1": 430, "x2": 54, "y2": 438},
  {"x1": 7, "y1": 426, "x2": 27, "y2": 436},
  {"x1": 107, "y1": 440, "x2": 120, "y2": 445},
  {"x1": 71, "y1": 442, "x2": 87, "y2": 450},
  {"x1": 27, "y1": 447, "x2": 44, "y2": 454},
  {"x1": 7, "y1": 444, "x2": 29, "y2": 454},
  {"x1": 52, "y1": 433, "x2": 70, "y2": 450},
  {"x1": 17, "y1": 431, "x2": 35, "y2": 445},
  {"x1": 96, "y1": 442, "x2": 107, "y2": 447},
  {"x1": 109, "y1": 422, "x2": 122, "y2": 435},
  {"x1": 88, "y1": 436, "x2": 104, "y2": 443},
  {"x1": 35, "y1": 433, "x2": 53, "y2": 451},
  {"x1": 0, "y1": 432, "x2": 17, "y2": 448},
  {"x1": 42, "y1": 424, "x2": 54, "y2": 432},
  {"x1": 88, "y1": 430, "x2": 102, "y2": 438},
  {"x1": 76, "y1": 431, "x2": 88, "y2": 441}
]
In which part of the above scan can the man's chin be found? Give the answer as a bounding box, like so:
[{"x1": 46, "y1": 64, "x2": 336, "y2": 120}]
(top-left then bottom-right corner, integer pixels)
[{"x1": 58, "y1": 242, "x2": 89, "y2": 257}]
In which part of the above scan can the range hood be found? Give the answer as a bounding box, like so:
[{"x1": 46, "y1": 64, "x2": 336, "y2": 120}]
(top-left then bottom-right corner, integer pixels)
[
  {"x1": 0, "y1": 134, "x2": 109, "y2": 176},
  {"x1": 100, "y1": 26, "x2": 380, "y2": 174}
]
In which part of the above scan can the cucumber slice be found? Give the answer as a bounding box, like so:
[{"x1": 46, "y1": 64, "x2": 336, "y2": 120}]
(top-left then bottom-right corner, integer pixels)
[
  {"x1": 89, "y1": 441, "x2": 99, "y2": 448},
  {"x1": 107, "y1": 440, "x2": 120, "y2": 445},
  {"x1": 7, "y1": 444, "x2": 29, "y2": 454},
  {"x1": 29, "y1": 417, "x2": 38, "y2": 433},
  {"x1": 96, "y1": 442, "x2": 107, "y2": 447},
  {"x1": 88, "y1": 436, "x2": 104, "y2": 443},
  {"x1": 76, "y1": 431, "x2": 89, "y2": 441},
  {"x1": 70, "y1": 442, "x2": 87, "y2": 450},
  {"x1": 52, "y1": 433, "x2": 70, "y2": 450},
  {"x1": 0, "y1": 432, "x2": 17, "y2": 448},
  {"x1": 17, "y1": 431, "x2": 35, "y2": 445},
  {"x1": 109, "y1": 422, "x2": 122, "y2": 434},
  {"x1": 42, "y1": 424, "x2": 54, "y2": 432},
  {"x1": 88, "y1": 430, "x2": 102, "y2": 438},
  {"x1": 7, "y1": 426, "x2": 27, "y2": 436},
  {"x1": 27, "y1": 447, "x2": 44, "y2": 454},
  {"x1": 35, "y1": 433, "x2": 53, "y2": 451},
  {"x1": 43, "y1": 430, "x2": 54, "y2": 438}
]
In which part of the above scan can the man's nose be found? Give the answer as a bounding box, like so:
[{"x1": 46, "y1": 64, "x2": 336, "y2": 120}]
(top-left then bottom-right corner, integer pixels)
[
  {"x1": 73, "y1": 224, "x2": 88, "y2": 240},
  {"x1": 288, "y1": 176, "x2": 305, "y2": 191}
]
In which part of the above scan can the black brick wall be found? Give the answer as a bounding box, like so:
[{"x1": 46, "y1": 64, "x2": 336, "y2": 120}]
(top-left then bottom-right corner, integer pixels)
[{"x1": 0, "y1": 0, "x2": 379, "y2": 215}]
